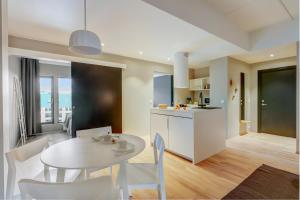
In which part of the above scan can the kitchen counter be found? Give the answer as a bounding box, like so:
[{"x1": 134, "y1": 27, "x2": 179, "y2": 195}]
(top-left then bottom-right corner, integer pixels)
[
  {"x1": 150, "y1": 107, "x2": 226, "y2": 164},
  {"x1": 151, "y1": 107, "x2": 222, "y2": 118}
]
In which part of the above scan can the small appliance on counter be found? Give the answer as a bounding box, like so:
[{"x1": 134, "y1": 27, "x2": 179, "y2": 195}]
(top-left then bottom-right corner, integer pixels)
[
  {"x1": 198, "y1": 92, "x2": 206, "y2": 108},
  {"x1": 204, "y1": 97, "x2": 210, "y2": 105}
]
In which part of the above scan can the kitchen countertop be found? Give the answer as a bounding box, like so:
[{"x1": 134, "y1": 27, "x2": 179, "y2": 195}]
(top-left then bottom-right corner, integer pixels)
[
  {"x1": 151, "y1": 106, "x2": 221, "y2": 112},
  {"x1": 151, "y1": 106, "x2": 222, "y2": 118}
]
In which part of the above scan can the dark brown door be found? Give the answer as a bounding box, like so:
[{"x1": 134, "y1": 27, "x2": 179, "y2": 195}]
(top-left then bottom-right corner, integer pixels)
[
  {"x1": 240, "y1": 73, "x2": 245, "y2": 120},
  {"x1": 258, "y1": 66, "x2": 296, "y2": 138},
  {"x1": 71, "y1": 62, "x2": 122, "y2": 137}
]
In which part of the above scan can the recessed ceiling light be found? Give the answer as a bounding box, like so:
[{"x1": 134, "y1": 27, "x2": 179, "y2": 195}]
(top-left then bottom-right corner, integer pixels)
[
  {"x1": 101, "y1": 43, "x2": 105, "y2": 47},
  {"x1": 270, "y1": 54, "x2": 274, "y2": 57},
  {"x1": 139, "y1": 51, "x2": 143, "y2": 55},
  {"x1": 167, "y1": 57, "x2": 171, "y2": 61}
]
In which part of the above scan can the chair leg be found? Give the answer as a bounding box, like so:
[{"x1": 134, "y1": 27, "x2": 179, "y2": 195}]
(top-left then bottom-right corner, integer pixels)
[
  {"x1": 129, "y1": 188, "x2": 132, "y2": 198},
  {"x1": 157, "y1": 185, "x2": 161, "y2": 200},
  {"x1": 157, "y1": 184, "x2": 166, "y2": 200}
]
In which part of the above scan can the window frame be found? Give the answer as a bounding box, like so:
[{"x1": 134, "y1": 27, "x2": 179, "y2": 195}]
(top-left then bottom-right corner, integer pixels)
[
  {"x1": 57, "y1": 77, "x2": 72, "y2": 123},
  {"x1": 40, "y1": 76, "x2": 54, "y2": 124}
]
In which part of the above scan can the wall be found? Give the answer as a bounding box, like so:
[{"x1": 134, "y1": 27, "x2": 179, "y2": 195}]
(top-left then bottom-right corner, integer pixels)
[
  {"x1": 209, "y1": 58, "x2": 228, "y2": 108},
  {"x1": 8, "y1": 55, "x2": 20, "y2": 148},
  {"x1": 250, "y1": 57, "x2": 297, "y2": 132},
  {"x1": 209, "y1": 57, "x2": 228, "y2": 137},
  {"x1": 194, "y1": 67, "x2": 209, "y2": 78},
  {"x1": 8, "y1": 36, "x2": 174, "y2": 139},
  {"x1": 227, "y1": 58, "x2": 251, "y2": 138},
  {"x1": 39, "y1": 63, "x2": 71, "y2": 132},
  {"x1": 209, "y1": 58, "x2": 251, "y2": 139},
  {"x1": 1, "y1": 0, "x2": 9, "y2": 197},
  {"x1": 121, "y1": 58, "x2": 172, "y2": 137}
]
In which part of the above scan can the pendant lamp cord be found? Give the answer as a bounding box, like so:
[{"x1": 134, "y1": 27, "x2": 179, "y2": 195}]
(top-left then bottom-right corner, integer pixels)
[{"x1": 84, "y1": 0, "x2": 87, "y2": 30}]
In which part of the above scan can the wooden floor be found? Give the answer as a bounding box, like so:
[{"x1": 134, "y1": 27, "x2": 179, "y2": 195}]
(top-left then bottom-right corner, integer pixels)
[
  {"x1": 37, "y1": 132, "x2": 298, "y2": 199},
  {"x1": 94, "y1": 132, "x2": 299, "y2": 199}
]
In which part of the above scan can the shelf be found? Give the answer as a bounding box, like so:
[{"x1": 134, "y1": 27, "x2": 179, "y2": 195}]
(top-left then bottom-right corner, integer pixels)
[{"x1": 189, "y1": 77, "x2": 210, "y2": 91}]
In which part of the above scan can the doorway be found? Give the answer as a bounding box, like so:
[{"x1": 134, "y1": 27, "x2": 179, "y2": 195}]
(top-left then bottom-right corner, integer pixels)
[
  {"x1": 240, "y1": 73, "x2": 245, "y2": 120},
  {"x1": 258, "y1": 66, "x2": 296, "y2": 138}
]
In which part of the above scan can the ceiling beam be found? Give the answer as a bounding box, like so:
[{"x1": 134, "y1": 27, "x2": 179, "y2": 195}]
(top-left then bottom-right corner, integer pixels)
[
  {"x1": 141, "y1": 0, "x2": 250, "y2": 50},
  {"x1": 250, "y1": 18, "x2": 299, "y2": 51}
]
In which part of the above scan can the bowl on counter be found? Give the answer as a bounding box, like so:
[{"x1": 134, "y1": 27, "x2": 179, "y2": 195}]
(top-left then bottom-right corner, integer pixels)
[{"x1": 158, "y1": 104, "x2": 168, "y2": 109}]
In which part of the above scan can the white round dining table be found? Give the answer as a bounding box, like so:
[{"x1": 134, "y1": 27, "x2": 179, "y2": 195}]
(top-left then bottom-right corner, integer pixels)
[{"x1": 41, "y1": 134, "x2": 145, "y2": 199}]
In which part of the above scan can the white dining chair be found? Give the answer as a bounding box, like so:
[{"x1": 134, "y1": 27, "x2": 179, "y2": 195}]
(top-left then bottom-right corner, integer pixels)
[
  {"x1": 76, "y1": 126, "x2": 113, "y2": 177},
  {"x1": 6, "y1": 136, "x2": 81, "y2": 199},
  {"x1": 117, "y1": 133, "x2": 166, "y2": 200},
  {"x1": 18, "y1": 176, "x2": 120, "y2": 200}
]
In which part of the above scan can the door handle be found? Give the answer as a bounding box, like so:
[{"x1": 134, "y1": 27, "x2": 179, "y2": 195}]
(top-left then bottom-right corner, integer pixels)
[{"x1": 261, "y1": 99, "x2": 267, "y2": 106}]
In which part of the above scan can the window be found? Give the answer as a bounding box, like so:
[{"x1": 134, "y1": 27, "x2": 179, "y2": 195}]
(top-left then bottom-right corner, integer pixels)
[
  {"x1": 40, "y1": 77, "x2": 53, "y2": 123},
  {"x1": 58, "y1": 78, "x2": 72, "y2": 122}
]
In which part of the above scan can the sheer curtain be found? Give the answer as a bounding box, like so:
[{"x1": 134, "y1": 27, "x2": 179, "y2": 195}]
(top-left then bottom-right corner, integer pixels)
[{"x1": 21, "y1": 57, "x2": 41, "y2": 136}]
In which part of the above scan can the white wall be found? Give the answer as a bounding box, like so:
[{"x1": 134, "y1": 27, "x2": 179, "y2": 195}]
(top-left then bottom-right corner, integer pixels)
[
  {"x1": 174, "y1": 88, "x2": 192, "y2": 104},
  {"x1": 209, "y1": 57, "x2": 228, "y2": 108},
  {"x1": 8, "y1": 55, "x2": 20, "y2": 148},
  {"x1": 209, "y1": 57, "x2": 251, "y2": 139},
  {"x1": 250, "y1": 57, "x2": 297, "y2": 132},
  {"x1": 121, "y1": 58, "x2": 172, "y2": 137},
  {"x1": 209, "y1": 57, "x2": 228, "y2": 137},
  {"x1": 0, "y1": 0, "x2": 9, "y2": 197},
  {"x1": 227, "y1": 58, "x2": 251, "y2": 138}
]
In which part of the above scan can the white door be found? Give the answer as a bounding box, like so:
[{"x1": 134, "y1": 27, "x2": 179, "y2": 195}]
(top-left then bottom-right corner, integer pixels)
[
  {"x1": 150, "y1": 114, "x2": 169, "y2": 148},
  {"x1": 169, "y1": 116, "x2": 193, "y2": 159}
]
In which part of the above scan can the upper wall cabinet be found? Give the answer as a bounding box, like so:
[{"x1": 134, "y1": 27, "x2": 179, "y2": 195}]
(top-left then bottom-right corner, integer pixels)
[{"x1": 189, "y1": 77, "x2": 210, "y2": 91}]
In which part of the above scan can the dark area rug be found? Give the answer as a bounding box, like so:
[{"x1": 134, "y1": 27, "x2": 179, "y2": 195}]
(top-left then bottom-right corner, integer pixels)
[{"x1": 222, "y1": 164, "x2": 299, "y2": 199}]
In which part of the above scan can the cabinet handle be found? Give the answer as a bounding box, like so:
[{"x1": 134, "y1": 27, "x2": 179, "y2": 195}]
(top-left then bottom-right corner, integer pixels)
[{"x1": 167, "y1": 118, "x2": 169, "y2": 129}]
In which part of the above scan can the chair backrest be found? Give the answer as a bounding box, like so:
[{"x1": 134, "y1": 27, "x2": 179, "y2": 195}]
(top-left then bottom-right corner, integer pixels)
[
  {"x1": 153, "y1": 133, "x2": 165, "y2": 181},
  {"x1": 6, "y1": 136, "x2": 49, "y2": 199},
  {"x1": 18, "y1": 176, "x2": 118, "y2": 200},
  {"x1": 76, "y1": 126, "x2": 112, "y2": 138}
]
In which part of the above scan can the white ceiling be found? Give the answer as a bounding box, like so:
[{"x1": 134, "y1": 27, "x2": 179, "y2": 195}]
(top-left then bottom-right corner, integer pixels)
[
  {"x1": 206, "y1": 0, "x2": 299, "y2": 32},
  {"x1": 7, "y1": 0, "x2": 298, "y2": 67},
  {"x1": 232, "y1": 43, "x2": 297, "y2": 64},
  {"x1": 8, "y1": 0, "x2": 244, "y2": 66}
]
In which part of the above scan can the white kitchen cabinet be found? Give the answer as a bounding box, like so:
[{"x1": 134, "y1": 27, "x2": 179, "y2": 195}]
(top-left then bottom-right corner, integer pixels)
[
  {"x1": 150, "y1": 108, "x2": 226, "y2": 164},
  {"x1": 169, "y1": 116, "x2": 194, "y2": 159},
  {"x1": 189, "y1": 77, "x2": 210, "y2": 91},
  {"x1": 150, "y1": 114, "x2": 169, "y2": 148}
]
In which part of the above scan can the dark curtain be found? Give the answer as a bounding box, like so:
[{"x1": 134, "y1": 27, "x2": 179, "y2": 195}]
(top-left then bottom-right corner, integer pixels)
[{"x1": 21, "y1": 58, "x2": 41, "y2": 136}]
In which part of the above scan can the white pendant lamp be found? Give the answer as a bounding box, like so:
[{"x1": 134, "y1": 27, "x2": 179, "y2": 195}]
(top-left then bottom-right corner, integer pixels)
[
  {"x1": 174, "y1": 52, "x2": 189, "y2": 88},
  {"x1": 69, "y1": 0, "x2": 101, "y2": 55}
]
